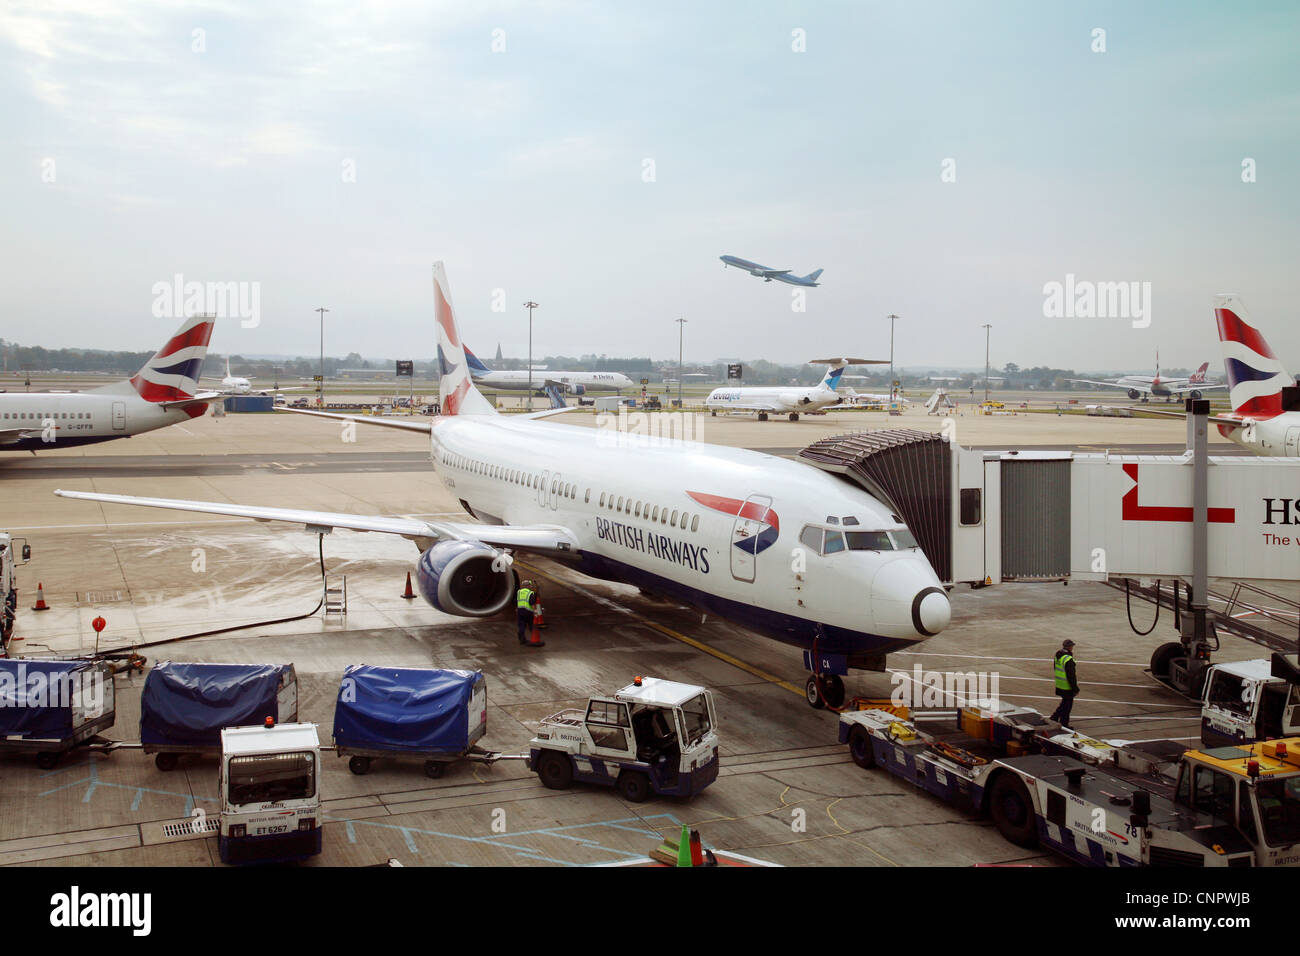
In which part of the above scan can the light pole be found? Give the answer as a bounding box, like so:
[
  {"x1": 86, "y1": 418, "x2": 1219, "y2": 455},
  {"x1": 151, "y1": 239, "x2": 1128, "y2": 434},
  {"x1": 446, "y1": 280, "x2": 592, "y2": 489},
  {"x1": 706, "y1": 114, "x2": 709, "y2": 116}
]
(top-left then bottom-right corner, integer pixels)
[
  {"x1": 675, "y1": 317, "x2": 687, "y2": 407},
  {"x1": 887, "y1": 313, "x2": 900, "y2": 400},
  {"x1": 982, "y1": 323, "x2": 992, "y2": 404},
  {"x1": 316, "y1": 307, "x2": 329, "y2": 406},
  {"x1": 524, "y1": 301, "x2": 538, "y2": 411}
]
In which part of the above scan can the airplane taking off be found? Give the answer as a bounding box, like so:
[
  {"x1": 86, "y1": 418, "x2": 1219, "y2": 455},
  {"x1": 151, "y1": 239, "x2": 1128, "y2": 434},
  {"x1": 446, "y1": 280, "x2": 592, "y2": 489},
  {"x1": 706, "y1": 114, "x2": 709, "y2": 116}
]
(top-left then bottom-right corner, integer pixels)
[
  {"x1": 463, "y1": 346, "x2": 632, "y2": 394},
  {"x1": 1, "y1": 315, "x2": 224, "y2": 452},
  {"x1": 719, "y1": 255, "x2": 823, "y2": 288},
  {"x1": 705, "y1": 359, "x2": 887, "y2": 421},
  {"x1": 1068, "y1": 358, "x2": 1224, "y2": 402},
  {"x1": 55, "y1": 263, "x2": 950, "y2": 707}
]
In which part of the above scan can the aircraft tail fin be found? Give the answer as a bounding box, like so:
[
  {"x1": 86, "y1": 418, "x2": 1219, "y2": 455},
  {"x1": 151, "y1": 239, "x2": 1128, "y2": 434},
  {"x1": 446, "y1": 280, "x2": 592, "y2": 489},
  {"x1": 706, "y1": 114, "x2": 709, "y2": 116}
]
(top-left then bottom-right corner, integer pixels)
[
  {"x1": 433, "y1": 263, "x2": 496, "y2": 416},
  {"x1": 1215, "y1": 295, "x2": 1291, "y2": 417},
  {"x1": 805, "y1": 268, "x2": 824, "y2": 283},
  {"x1": 463, "y1": 345, "x2": 492, "y2": 374},
  {"x1": 93, "y1": 313, "x2": 216, "y2": 402}
]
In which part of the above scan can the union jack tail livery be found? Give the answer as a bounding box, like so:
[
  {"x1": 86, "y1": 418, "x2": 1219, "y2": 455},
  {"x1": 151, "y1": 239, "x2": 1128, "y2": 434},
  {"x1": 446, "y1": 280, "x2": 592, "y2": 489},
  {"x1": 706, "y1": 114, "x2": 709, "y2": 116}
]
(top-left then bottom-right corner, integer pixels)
[
  {"x1": 433, "y1": 262, "x2": 495, "y2": 417},
  {"x1": 123, "y1": 314, "x2": 215, "y2": 403},
  {"x1": 1216, "y1": 295, "x2": 1292, "y2": 418}
]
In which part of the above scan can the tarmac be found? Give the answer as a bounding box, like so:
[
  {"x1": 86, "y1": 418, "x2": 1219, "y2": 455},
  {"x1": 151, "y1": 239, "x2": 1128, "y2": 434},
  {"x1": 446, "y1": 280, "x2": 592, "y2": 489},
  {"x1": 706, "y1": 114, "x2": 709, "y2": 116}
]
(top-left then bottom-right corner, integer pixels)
[{"x1": 0, "y1": 403, "x2": 1272, "y2": 867}]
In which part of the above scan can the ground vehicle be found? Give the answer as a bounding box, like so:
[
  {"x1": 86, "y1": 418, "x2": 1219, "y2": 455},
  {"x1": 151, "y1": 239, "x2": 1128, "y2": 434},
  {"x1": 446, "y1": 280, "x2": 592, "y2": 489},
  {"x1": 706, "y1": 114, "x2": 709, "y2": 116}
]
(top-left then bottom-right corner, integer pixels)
[
  {"x1": 140, "y1": 662, "x2": 298, "y2": 770},
  {"x1": 0, "y1": 532, "x2": 31, "y2": 651},
  {"x1": 333, "y1": 665, "x2": 488, "y2": 778},
  {"x1": 529, "y1": 677, "x2": 719, "y2": 802},
  {"x1": 0, "y1": 658, "x2": 115, "y2": 768},
  {"x1": 218, "y1": 720, "x2": 322, "y2": 865},
  {"x1": 841, "y1": 702, "x2": 1300, "y2": 866},
  {"x1": 1200, "y1": 659, "x2": 1300, "y2": 748}
]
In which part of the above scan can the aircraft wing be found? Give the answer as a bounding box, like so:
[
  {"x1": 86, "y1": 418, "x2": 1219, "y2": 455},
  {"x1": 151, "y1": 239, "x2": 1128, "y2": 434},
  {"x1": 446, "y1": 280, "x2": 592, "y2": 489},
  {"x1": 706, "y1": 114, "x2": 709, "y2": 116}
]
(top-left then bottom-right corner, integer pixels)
[
  {"x1": 1165, "y1": 382, "x2": 1228, "y2": 395},
  {"x1": 52, "y1": 489, "x2": 582, "y2": 554},
  {"x1": 0, "y1": 427, "x2": 39, "y2": 446},
  {"x1": 710, "y1": 403, "x2": 779, "y2": 412},
  {"x1": 1066, "y1": 378, "x2": 1127, "y2": 389},
  {"x1": 1122, "y1": 406, "x2": 1245, "y2": 428},
  {"x1": 761, "y1": 269, "x2": 793, "y2": 277},
  {"x1": 276, "y1": 406, "x2": 435, "y2": 434}
]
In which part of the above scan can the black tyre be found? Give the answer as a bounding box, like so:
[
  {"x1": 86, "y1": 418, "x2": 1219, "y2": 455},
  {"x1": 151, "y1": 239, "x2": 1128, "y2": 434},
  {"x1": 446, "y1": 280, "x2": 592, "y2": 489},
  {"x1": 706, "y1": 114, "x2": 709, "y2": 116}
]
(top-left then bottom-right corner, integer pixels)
[
  {"x1": 424, "y1": 760, "x2": 446, "y2": 779},
  {"x1": 988, "y1": 772, "x2": 1038, "y2": 848},
  {"x1": 805, "y1": 677, "x2": 826, "y2": 709},
  {"x1": 155, "y1": 752, "x2": 179, "y2": 772},
  {"x1": 758, "y1": 412, "x2": 768, "y2": 421},
  {"x1": 348, "y1": 756, "x2": 371, "y2": 775},
  {"x1": 536, "y1": 750, "x2": 573, "y2": 790},
  {"x1": 789, "y1": 413, "x2": 799, "y2": 422},
  {"x1": 1149, "y1": 642, "x2": 1183, "y2": 681},
  {"x1": 36, "y1": 752, "x2": 58, "y2": 771},
  {"x1": 616, "y1": 771, "x2": 651, "y2": 803},
  {"x1": 848, "y1": 725, "x2": 875, "y2": 769},
  {"x1": 822, "y1": 675, "x2": 846, "y2": 709}
]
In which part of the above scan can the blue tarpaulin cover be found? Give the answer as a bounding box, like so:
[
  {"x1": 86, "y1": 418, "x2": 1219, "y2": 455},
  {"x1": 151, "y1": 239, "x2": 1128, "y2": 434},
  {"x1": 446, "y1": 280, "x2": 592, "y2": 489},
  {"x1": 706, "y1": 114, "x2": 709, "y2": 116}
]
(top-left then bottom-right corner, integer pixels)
[
  {"x1": 0, "y1": 659, "x2": 97, "y2": 740},
  {"x1": 140, "y1": 662, "x2": 290, "y2": 747},
  {"x1": 333, "y1": 665, "x2": 482, "y2": 754}
]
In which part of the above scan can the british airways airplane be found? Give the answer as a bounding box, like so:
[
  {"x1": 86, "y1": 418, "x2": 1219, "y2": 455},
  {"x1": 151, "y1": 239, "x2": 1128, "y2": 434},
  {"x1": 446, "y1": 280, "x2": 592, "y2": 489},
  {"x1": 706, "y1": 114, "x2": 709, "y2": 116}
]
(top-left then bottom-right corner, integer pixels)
[
  {"x1": 720, "y1": 255, "x2": 823, "y2": 287},
  {"x1": 463, "y1": 346, "x2": 632, "y2": 394},
  {"x1": 1, "y1": 315, "x2": 223, "y2": 452},
  {"x1": 55, "y1": 263, "x2": 949, "y2": 707}
]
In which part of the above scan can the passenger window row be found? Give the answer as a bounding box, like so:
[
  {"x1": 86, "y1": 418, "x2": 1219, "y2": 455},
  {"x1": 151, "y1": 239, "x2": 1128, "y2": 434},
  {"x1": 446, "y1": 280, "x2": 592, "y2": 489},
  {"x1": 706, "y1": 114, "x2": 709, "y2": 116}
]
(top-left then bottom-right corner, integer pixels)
[
  {"x1": 435, "y1": 446, "x2": 701, "y2": 532},
  {"x1": 3, "y1": 412, "x2": 92, "y2": 420}
]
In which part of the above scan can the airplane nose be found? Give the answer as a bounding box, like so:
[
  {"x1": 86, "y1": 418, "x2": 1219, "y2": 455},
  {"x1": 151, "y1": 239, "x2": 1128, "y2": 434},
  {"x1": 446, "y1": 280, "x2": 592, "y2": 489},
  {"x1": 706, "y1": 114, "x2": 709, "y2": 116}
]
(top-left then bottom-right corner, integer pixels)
[
  {"x1": 913, "y1": 588, "x2": 951, "y2": 636},
  {"x1": 870, "y1": 557, "x2": 950, "y2": 638}
]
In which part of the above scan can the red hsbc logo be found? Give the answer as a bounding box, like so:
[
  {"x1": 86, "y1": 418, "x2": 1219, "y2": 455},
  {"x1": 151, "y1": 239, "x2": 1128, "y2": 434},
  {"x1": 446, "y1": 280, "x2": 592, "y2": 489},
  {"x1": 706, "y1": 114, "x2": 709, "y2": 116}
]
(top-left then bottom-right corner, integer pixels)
[{"x1": 1120, "y1": 463, "x2": 1235, "y2": 523}]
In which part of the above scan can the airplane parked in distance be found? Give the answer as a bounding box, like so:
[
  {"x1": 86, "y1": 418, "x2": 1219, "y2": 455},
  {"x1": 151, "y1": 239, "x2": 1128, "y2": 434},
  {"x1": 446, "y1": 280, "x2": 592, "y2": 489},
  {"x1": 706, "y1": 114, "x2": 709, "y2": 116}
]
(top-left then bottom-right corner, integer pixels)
[
  {"x1": 829, "y1": 388, "x2": 913, "y2": 409},
  {"x1": 1, "y1": 315, "x2": 223, "y2": 451},
  {"x1": 1068, "y1": 358, "x2": 1224, "y2": 402},
  {"x1": 464, "y1": 346, "x2": 632, "y2": 394},
  {"x1": 705, "y1": 359, "x2": 886, "y2": 420},
  {"x1": 719, "y1": 255, "x2": 823, "y2": 288},
  {"x1": 55, "y1": 263, "x2": 949, "y2": 709},
  {"x1": 207, "y1": 358, "x2": 307, "y2": 395}
]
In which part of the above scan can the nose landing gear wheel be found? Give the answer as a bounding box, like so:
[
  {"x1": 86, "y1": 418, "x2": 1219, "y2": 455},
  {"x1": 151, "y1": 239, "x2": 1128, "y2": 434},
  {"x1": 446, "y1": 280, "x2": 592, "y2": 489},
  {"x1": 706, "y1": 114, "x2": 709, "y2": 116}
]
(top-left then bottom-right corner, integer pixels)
[{"x1": 805, "y1": 674, "x2": 846, "y2": 709}]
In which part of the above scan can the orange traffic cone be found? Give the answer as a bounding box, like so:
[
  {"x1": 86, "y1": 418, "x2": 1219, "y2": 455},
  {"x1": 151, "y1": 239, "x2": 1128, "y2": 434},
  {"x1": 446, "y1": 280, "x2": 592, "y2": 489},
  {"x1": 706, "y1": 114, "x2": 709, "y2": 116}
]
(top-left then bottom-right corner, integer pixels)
[
  {"x1": 689, "y1": 829, "x2": 704, "y2": 867},
  {"x1": 31, "y1": 583, "x2": 50, "y2": 612},
  {"x1": 527, "y1": 605, "x2": 546, "y2": 647},
  {"x1": 534, "y1": 604, "x2": 547, "y2": 630},
  {"x1": 401, "y1": 572, "x2": 416, "y2": 600}
]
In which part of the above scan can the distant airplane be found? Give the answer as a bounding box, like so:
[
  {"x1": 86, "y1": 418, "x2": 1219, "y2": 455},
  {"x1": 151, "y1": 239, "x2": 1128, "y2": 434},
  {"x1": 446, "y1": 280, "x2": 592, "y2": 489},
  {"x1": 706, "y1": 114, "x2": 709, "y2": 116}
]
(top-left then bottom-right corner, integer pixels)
[
  {"x1": 829, "y1": 388, "x2": 913, "y2": 409},
  {"x1": 0, "y1": 315, "x2": 224, "y2": 451},
  {"x1": 463, "y1": 346, "x2": 632, "y2": 394},
  {"x1": 705, "y1": 358, "x2": 887, "y2": 421},
  {"x1": 206, "y1": 358, "x2": 306, "y2": 396},
  {"x1": 1068, "y1": 357, "x2": 1225, "y2": 403},
  {"x1": 719, "y1": 256, "x2": 823, "y2": 288}
]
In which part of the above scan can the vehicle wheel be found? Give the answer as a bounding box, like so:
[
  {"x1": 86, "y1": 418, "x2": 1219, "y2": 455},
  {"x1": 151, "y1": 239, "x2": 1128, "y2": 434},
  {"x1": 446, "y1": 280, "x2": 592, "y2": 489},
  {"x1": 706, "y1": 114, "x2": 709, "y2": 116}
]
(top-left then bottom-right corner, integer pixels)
[
  {"x1": 424, "y1": 760, "x2": 445, "y2": 779},
  {"x1": 758, "y1": 412, "x2": 768, "y2": 421},
  {"x1": 789, "y1": 412, "x2": 799, "y2": 422},
  {"x1": 1149, "y1": 642, "x2": 1183, "y2": 682},
  {"x1": 617, "y1": 770, "x2": 651, "y2": 803},
  {"x1": 155, "y1": 752, "x2": 179, "y2": 772},
  {"x1": 536, "y1": 750, "x2": 573, "y2": 790},
  {"x1": 988, "y1": 772, "x2": 1038, "y2": 847},
  {"x1": 348, "y1": 756, "x2": 371, "y2": 775},
  {"x1": 848, "y1": 725, "x2": 875, "y2": 769},
  {"x1": 821, "y1": 675, "x2": 846, "y2": 709},
  {"x1": 36, "y1": 752, "x2": 58, "y2": 770},
  {"x1": 805, "y1": 677, "x2": 826, "y2": 709}
]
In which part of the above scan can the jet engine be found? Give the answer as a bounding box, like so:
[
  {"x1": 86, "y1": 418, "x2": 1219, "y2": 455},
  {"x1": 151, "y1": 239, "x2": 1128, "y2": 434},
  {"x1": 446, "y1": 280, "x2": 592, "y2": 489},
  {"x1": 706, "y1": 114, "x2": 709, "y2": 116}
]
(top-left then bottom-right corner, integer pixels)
[
  {"x1": 569, "y1": 383, "x2": 586, "y2": 396},
  {"x1": 1127, "y1": 388, "x2": 1141, "y2": 400},
  {"x1": 415, "y1": 540, "x2": 515, "y2": 617}
]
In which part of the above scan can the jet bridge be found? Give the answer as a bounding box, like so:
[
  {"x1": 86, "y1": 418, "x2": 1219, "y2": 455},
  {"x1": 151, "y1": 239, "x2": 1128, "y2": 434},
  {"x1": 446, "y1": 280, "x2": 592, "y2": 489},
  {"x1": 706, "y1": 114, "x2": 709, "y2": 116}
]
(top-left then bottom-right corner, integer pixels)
[{"x1": 798, "y1": 424, "x2": 1300, "y2": 589}]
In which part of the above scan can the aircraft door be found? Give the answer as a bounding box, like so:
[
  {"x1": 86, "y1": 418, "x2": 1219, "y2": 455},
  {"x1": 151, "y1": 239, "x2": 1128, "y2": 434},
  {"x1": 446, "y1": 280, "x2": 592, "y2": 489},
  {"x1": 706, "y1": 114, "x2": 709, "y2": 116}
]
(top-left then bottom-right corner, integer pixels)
[
  {"x1": 537, "y1": 469, "x2": 550, "y2": 508},
  {"x1": 729, "y1": 494, "x2": 773, "y2": 584},
  {"x1": 112, "y1": 401, "x2": 126, "y2": 430},
  {"x1": 1285, "y1": 427, "x2": 1300, "y2": 457}
]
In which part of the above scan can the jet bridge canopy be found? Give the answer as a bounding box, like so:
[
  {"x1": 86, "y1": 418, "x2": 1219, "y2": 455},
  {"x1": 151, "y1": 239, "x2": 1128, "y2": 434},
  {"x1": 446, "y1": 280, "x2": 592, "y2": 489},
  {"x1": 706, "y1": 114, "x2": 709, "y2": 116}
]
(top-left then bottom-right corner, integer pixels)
[{"x1": 798, "y1": 429, "x2": 952, "y2": 580}]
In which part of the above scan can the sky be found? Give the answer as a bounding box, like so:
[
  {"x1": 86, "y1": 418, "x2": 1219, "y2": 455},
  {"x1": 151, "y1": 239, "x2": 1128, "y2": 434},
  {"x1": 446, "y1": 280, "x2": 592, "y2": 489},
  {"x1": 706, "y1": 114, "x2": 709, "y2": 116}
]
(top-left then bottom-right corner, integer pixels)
[{"x1": 1, "y1": 0, "x2": 1297, "y2": 373}]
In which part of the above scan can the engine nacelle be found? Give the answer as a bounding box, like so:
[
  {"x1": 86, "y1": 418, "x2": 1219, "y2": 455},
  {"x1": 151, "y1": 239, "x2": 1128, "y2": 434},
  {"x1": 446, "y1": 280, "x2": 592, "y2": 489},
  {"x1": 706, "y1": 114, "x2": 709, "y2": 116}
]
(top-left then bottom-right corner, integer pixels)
[
  {"x1": 1127, "y1": 388, "x2": 1141, "y2": 400},
  {"x1": 570, "y1": 383, "x2": 586, "y2": 396},
  {"x1": 415, "y1": 540, "x2": 514, "y2": 617}
]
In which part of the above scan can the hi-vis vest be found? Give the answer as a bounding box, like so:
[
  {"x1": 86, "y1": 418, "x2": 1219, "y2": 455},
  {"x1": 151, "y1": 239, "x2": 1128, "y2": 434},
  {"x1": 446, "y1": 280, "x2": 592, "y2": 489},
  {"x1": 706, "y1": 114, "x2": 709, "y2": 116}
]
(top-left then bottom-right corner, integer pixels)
[
  {"x1": 517, "y1": 588, "x2": 534, "y2": 610},
  {"x1": 1054, "y1": 652, "x2": 1074, "y2": 691}
]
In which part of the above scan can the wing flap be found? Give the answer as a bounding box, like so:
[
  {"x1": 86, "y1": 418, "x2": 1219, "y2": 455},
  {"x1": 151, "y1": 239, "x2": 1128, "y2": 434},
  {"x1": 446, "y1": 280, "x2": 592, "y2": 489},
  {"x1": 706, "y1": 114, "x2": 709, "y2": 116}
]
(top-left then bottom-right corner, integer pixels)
[{"x1": 276, "y1": 406, "x2": 434, "y2": 434}]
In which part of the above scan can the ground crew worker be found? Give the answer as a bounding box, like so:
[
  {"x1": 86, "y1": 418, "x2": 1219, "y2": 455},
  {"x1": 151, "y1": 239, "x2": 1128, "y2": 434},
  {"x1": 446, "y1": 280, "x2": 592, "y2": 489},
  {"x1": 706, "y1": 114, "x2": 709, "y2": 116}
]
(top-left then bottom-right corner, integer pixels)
[
  {"x1": 1050, "y1": 639, "x2": 1079, "y2": 727},
  {"x1": 516, "y1": 579, "x2": 543, "y2": 647}
]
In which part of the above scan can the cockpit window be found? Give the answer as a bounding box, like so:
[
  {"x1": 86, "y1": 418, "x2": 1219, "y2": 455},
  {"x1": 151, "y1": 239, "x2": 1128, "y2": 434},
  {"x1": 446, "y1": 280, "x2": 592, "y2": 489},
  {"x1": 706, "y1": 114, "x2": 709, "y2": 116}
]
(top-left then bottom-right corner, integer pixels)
[
  {"x1": 842, "y1": 516, "x2": 860, "y2": 526},
  {"x1": 846, "y1": 531, "x2": 893, "y2": 551},
  {"x1": 825, "y1": 516, "x2": 840, "y2": 525},
  {"x1": 823, "y1": 530, "x2": 845, "y2": 554},
  {"x1": 799, "y1": 525, "x2": 822, "y2": 553},
  {"x1": 890, "y1": 530, "x2": 919, "y2": 550}
]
